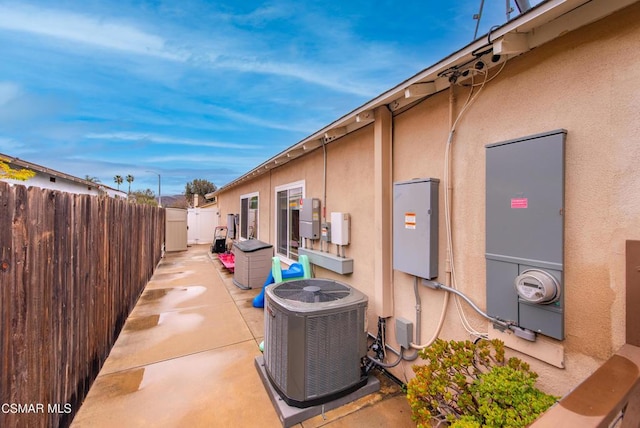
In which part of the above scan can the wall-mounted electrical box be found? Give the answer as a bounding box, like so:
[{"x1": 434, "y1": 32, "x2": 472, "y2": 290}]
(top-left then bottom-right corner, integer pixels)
[
  {"x1": 485, "y1": 129, "x2": 566, "y2": 340},
  {"x1": 227, "y1": 213, "x2": 237, "y2": 239},
  {"x1": 330, "y1": 212, "x2": 350, "y2": 245},
  {"x1": 321, "y1": 222, "x2": 331, "y2": 242},
  {"x1": 300, "y1": 198, "x2": 321, "y2": 239},
  {"x1": 393, "y1": 178, "x2": 439, "y2": 279}
]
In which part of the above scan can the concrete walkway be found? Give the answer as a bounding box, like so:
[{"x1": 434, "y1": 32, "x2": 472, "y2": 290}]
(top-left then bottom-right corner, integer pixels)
[{"x1": 72, "y1": 245, "x2": 415, "y2": 427}]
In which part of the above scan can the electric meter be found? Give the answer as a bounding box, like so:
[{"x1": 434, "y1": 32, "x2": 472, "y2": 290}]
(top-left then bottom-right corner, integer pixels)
[{"x1": 514, "y1": 269, "x2": 560, "y2": 304}]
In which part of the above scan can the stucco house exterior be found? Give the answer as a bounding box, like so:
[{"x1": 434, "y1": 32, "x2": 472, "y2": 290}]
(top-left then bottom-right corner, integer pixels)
[
  {"x1": 212, "y1": 0, "x2": 640, "y2": 397},
  {"x1": 0, "y1": 152, "x2": 126, "y2": 198}
]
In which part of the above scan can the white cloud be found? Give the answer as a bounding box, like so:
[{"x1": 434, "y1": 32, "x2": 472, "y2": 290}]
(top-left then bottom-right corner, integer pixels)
[
  {"x1": 0, "y1": 3, "x2": 391, "y2": 96},
  {"x1": 0, "y1": 4, "x2": 186, "y2": 61},
  {"x1": 0, "y1": 81, "x2": 69, "y2": 129},
  {"x1": 216, "y1": 57, "x2": 375, "y2": 97},
  {"x1": 232, "y1": 4, "x2": 292, "y2": 27},
  {"x1": 0, "y1": 82, "x2": 21, "y2": 106},
  {"x1": 0, "y1": 136, "x2": 21, "y2": 152},
  {"x1": 203, "y1": 105, "x2": 321, "y2": 134},
  {"x1": 85, "y1": 132, "x2": 262, "y2": 150},
  {"x1": 0, "y1": 136, "x2": 35, "y2": 157},
  {"x1": 144, "y1": 154, "x2": 264, "y2": 166}
]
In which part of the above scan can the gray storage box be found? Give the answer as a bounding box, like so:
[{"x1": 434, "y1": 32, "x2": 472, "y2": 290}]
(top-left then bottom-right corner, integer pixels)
[{"x1": 232, "y1": 240, "x2": 274, "y2": 289}]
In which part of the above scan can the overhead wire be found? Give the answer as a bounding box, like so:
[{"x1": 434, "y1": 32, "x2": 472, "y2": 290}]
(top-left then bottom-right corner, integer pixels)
[
  {"x1": 444, "y1": 59, "x2": 509, "y2": 339},
  {"x1": 470, "y1": 60, "x2": 507, "y2": 87},
  {"x1": 407, "y1": 61, "x2": 502, "y2": 349},
  {"x1": 452, "y1": 69, "x2": 489, "y2": 337},
  {"x1": 380, "y1": 54, "x2": 510, "y2": 355}
]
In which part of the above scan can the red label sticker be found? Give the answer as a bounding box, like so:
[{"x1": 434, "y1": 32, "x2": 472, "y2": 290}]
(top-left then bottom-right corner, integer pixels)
[{"x1": 511, "y1": 198, "x2": 528, "y2": 209}]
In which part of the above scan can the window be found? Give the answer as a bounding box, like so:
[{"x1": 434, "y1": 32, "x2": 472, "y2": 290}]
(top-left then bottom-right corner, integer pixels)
[
  {"x1": 275, "y1": 181, "x2": 304, "y2": 261},
  {"x1": 240, "y1": 192, "x2": 259, "y2": 240}
]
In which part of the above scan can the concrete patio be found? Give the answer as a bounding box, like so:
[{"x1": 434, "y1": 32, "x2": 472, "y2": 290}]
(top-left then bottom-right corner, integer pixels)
[{"x1": 71, "y1": 244, "x2": 415, "y2": 427}]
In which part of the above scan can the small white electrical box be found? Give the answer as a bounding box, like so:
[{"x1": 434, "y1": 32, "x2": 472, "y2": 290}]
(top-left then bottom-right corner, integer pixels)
[{"x1": 330, "y1": 212, "x2": 350, "y2": 245}]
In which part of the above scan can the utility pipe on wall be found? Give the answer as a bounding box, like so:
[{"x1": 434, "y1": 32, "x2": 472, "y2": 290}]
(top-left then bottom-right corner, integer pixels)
[
  {"x1": 408, "y1": 86, "x2": 458, "y2": 351},
  {"x1": 410, "y1": 61, "x2": 508, "y2": 349}
]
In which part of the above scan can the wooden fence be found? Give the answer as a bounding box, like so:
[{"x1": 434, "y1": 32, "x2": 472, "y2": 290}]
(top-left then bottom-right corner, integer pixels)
[{"x1": 0, "y1": 182, "x2": 165, "y2": 427}]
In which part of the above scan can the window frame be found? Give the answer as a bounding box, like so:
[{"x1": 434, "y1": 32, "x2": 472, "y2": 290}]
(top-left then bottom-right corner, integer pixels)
[
  {"x1": 274, "y1": 180, "x2": 305, "y2": 264},
  {"x1": 239, "y1": 191, "x2": 259, "y2": 240}
]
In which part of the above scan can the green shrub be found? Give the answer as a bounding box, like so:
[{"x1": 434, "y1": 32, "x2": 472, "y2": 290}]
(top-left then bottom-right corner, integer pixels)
[{"x1": 406, "y1": 339, "x2": 557, "y2": 427}]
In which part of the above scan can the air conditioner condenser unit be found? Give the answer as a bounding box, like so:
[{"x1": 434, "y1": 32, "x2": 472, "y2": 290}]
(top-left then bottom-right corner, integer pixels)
[{"x1": 264, "y1": 278, "x2": 368, "y2": 408}]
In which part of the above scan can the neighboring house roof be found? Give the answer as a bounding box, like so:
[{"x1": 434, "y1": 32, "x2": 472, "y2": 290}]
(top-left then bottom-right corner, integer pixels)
[
  {"x1": 199, "y1": 200, "x2": 217, "y2": 208},
  {"x1": 0, "y1": 152, "x2": 126, "y2": 197},
  {"x1": 214, "y1": 0, "x2": 633, "y2": 195}
]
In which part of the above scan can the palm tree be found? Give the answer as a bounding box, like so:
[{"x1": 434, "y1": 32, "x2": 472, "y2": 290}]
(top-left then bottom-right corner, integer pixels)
[
  {"x1": 126, "y1": 174, "x2": 134, "y2": 194},
  {"x1": 114, "y1": 175, "x2": 123, "y2": 190},
  {"x1": 85, "y1": 175, "x2": 100, "y2": 183}
]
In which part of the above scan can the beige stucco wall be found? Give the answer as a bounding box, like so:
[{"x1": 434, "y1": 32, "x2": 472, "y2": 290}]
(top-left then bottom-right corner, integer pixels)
[
  {"x1": 215, "y1": 3, "x2": 640, "y2": 397},
  {"x1": 265, "y1": 133, "x2": 374, "y2": 283},
  {"x1": 215, "y1": 175, "x2": 272, "y2": 242}
]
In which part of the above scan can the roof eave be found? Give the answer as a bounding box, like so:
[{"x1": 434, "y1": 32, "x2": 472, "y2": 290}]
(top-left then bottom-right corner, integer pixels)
[{"x1": 216, "y1": 0, "x2": 633, "y2": 194}]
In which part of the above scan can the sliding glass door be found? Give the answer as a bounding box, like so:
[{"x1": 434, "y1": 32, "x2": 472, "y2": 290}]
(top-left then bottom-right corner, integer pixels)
[{"x1": 275, "y1": 182, "x2": 303, "y2": 261}]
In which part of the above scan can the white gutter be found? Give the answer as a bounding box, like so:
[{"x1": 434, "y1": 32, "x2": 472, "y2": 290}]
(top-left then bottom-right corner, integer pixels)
[{"x1": 215, "y1": 0, "x2": 635, "y2": 194}]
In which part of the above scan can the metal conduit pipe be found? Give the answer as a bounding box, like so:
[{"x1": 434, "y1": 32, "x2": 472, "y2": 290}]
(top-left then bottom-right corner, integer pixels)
[
  {"x1": 414, "y1": 276, "x2": 421, "y2": 344},
  {"x1": 409, "y1": 277, "x2": 450, "y2": 350},
  {"x1": 408, "y1": 86, "x2": 458, "y2": 352},
  {"x1": 321, "y1": 141, "x2": 327, "y2": 252},
  {"x1": 423, "y1": 280, "x2": 509, "y2": 329}
]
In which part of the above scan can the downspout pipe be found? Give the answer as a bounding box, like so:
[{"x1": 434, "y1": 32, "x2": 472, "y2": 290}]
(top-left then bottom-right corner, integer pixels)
[
  {"x1": 320, "y1": 140, "x2": 327, "y2": 252},
  {"x1": 322, "y1": 140, "x2": 327, "y2": 223}
]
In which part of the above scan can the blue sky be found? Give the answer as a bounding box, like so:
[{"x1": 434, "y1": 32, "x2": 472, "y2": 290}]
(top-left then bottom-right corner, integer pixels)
[{"x1": 0, "y1": 1, "x2": 535, "y2": 196}]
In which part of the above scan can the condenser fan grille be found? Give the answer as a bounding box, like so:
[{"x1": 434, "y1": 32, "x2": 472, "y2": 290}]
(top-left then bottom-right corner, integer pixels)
[{"x1": 272, "y1": 279, "x2": 351, "y2": 303}]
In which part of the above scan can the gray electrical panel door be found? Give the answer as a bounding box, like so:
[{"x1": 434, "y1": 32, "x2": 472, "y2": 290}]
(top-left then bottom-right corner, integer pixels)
[
  {"x1": 485, "y1": 129, "x2": 566, "y2": 340},
  {"x1": 393, "y1": 178, "x2": 439, "y2": 279},
  {"x1": 300, "y1": 198, "x2": 320, "y2": 239}
]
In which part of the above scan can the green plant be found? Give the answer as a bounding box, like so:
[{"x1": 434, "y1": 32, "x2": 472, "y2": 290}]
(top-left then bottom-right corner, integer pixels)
[
  {"x1": 406, "y1": 338, "x2": 557, "y2": 428},
  {"x1": 468, "y1": 362, "x2": 557, "y2": 427},
  {"x1": 0, "y1": 159, "x2": 35, "y2": 180}
]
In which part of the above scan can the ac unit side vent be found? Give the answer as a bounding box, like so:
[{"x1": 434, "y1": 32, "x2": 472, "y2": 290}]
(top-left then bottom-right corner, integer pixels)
[
  {"x1": 305, "y1": 309, "x2": 362, "y2": 398},
  {"x1": 265, "y1": 301, "x2": 289, "y2": 389}
]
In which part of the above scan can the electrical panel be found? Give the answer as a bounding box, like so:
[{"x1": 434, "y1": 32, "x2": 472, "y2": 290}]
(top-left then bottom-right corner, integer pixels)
[
  {"x1": 330, "y1": 212, "x2": 350, "y2": 245},
  {"x1": 485, "y1": 129, "x2": 566, "y2": 340},
  {"x1": 393, "y1": 178, "x2": 439, "y2": 279},
  {"x1": 300, "y1": 198, "x2": 321, "y2": 239},
  {"x1": 321, "y1": 222, "x2": 331, "y2": 242}
]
